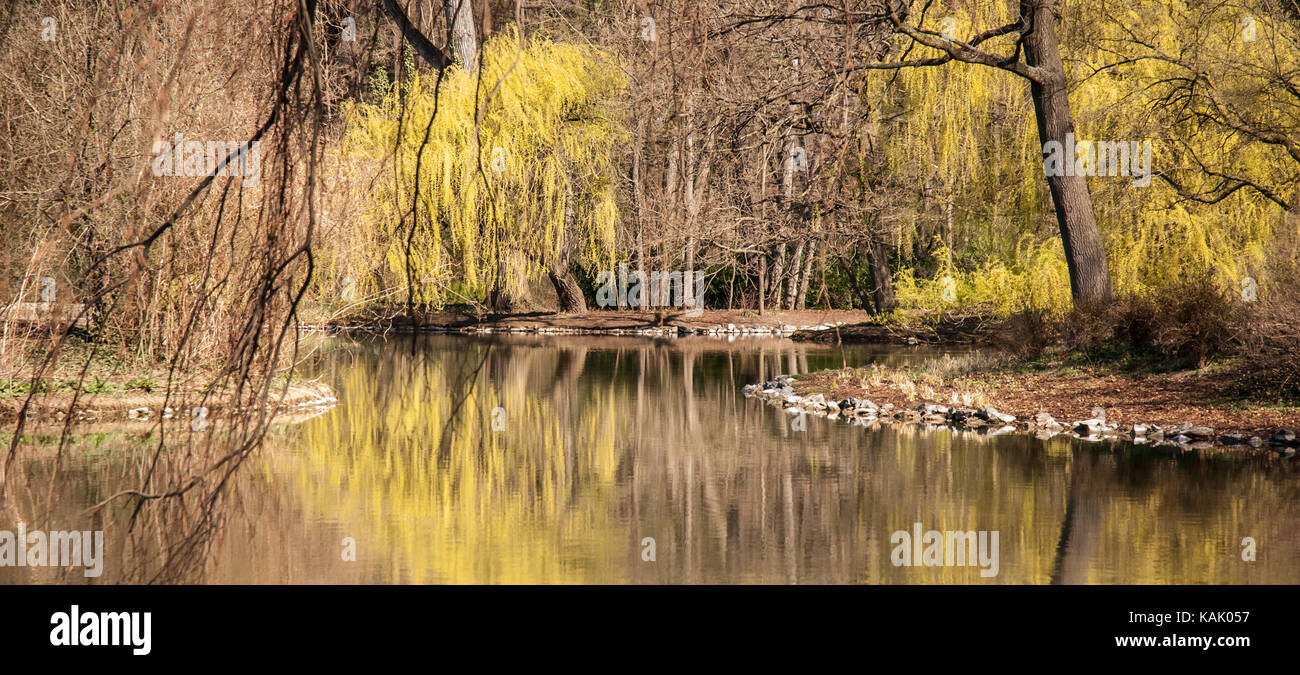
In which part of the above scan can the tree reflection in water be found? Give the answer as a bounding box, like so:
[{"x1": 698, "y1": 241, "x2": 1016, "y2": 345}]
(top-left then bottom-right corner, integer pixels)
[{"x1": 5, "y1": 335, "x2": 1297, "y2": 584}]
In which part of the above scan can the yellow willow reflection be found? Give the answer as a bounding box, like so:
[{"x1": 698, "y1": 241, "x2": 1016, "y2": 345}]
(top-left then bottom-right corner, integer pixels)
[
  {"x1": 253, "y1": 335, "x2": 1300, "y2": 584},
  {"x1": 284, "y1": 340, "x2": 624, "y2": 583},
  {"x1": 5, "y1": 336, "x2": 1299, "y2": 583}
]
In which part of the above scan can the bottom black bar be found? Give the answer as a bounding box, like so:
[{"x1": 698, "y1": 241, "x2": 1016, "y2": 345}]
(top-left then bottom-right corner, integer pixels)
[{"x1": 0, "y1": 584, "x2": 1291, "y2": 663}]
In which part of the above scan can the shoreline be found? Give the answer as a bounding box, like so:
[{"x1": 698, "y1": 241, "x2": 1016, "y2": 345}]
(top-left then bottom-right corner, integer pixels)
[
  {"x1": 745, "y1": 367, "x2": 1300, "y2": 454},
  {"x1": 297, "y1": 309, "x2": 997, "y2": 345},
  {"x1": 0, "y1": 380, "x2": 338, "y2": 429},
  {"x1": 298, "y1": 309, "x2": 870, "y2": 339}
]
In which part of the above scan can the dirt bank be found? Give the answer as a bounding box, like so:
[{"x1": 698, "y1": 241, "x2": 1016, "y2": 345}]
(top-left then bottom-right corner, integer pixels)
[{"x1": 775, "y1": 361, "x2": 1299, "y2": 446}]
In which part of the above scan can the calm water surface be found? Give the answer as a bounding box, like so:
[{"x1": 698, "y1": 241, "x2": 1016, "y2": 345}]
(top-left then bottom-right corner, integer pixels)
[{"x1": 4, "y1": 334, "x2": 1297, "y2": 583}]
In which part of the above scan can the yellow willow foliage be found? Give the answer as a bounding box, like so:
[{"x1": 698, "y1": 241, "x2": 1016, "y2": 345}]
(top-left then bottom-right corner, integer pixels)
[
  {"x1": 1065, "y1": 0, "x2": 1293, "y2": 299},
  {"x1": 872, "y1": 4, "x2": 1029, "y2": 193},
  {"x1": 874, "y1": 0, "x2": 1296, "y2": 314},
  {"x1": 332, "y1": 33, "x2": 626, "y2": 306},
  {"x1": 894, "y1": 239, "x2": 1072, "y2": 317},
  {"x1": 869, "y1": 2, "x2": 1045, "y2": 261}
]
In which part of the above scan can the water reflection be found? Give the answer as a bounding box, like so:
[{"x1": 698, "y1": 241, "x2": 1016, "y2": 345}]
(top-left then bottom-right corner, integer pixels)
[
  {"x1": 4, "y1": 334, "x2": 1297, "y2": 584},
  {"x1": 250, "y1": 335, "x2": 1300, "y2": 584}
]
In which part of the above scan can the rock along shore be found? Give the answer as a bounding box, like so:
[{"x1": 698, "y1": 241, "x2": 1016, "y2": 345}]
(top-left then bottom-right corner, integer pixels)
[{"x1": 742, "y1": 375, "x2": 1298, "y2": 455}]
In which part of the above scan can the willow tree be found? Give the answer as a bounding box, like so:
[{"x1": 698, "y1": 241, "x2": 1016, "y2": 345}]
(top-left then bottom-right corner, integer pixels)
[
  {"x1": 866, "y1": 0, "x2": 1114, "y2": 308},
  {"x1": 341, "y1": 33, "x2": 625, "y2": 312}
]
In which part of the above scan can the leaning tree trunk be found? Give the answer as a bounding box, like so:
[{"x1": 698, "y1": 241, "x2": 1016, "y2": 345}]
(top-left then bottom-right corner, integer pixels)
[
  {"x1": 382, "y1": 0, "x2": 451, "y2": 69},
  {"x1": 1021, "y1": 0, "x2": 1113, "y2": 307},
  {"x1": 443, "y1": 0, "x2": 479, "y2": 72},
  {"x1": 547, "y1": 263, "x2": 587, "y2": 314}
]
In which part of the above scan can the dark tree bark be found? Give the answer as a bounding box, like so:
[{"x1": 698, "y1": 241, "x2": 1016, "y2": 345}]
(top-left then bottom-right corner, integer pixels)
[
  {"x1": 380, "y1": 0, "x2": 451, "y2": 69},
  {"x1": 1020, "y1": 0, "x2": 1113, "y2": 307},
  {"x1": 866, "y1": 234, "x2": 896, "y2": 314},
  {"x1": 547, "y1": 263, "x2": 587, "y2": 314}
]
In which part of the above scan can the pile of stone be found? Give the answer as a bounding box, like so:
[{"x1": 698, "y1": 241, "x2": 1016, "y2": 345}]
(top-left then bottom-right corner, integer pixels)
[
  {"x1": 744, "y1": 375, "x2": 1298, "y2": 454},
  {"x1": 743, "y1": 376, "x2": 1018, "y2": 436}
]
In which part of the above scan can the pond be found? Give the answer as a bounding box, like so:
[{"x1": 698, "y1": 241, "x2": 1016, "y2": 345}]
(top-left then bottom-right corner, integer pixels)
[{"x1": 3, "y1": 334, "x2": 1297, "y2": 584}]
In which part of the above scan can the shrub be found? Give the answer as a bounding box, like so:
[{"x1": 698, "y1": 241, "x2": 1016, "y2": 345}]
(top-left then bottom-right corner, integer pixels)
[
  {"x1": 1148, "y1": 273, "x2": 1240, "y2": 368},
  {"x1": 1000, "y1": 272, "x2": 1244, "y2": 370},
  {"x1": 1236, "y1": 231, "x2": 1300, "y2": 400}
]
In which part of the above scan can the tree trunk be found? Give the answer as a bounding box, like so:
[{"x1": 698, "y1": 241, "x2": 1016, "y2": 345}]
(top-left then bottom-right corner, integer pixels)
[
  {"x1": 382, "y1": 0, "x2": 451, "y2": 69},
  {"x1": 489, "y1": 250, "x2": 530, "y2": 312},
  {"x1": 478, "y1": 0, "x2": 492, "y2": 40},
  {"x1": 547, "y1": 263, "x2": 587, "y2": 314},
  {"x1": 796, "y1": 239, "x2": 815, "y2": 310},
  {"x1": 768, "y1": 242, "x2": 786, "y2": 310},
  {"x1": 632, "y1": 119, "x2": 648, "y2": 310},
  {"x1": 785, "y1": 239, "x2": 805, "y2": 310},
  {"x1": 443, "y1": 0, "x2": 479, "y2": 72},
  {"x1": 684, "y1": 236, "x2": 696, "y2": 309},
  {"x1": 1021, "y1": 0, "x2": 1113, "y2": 308},
  {"x1": 866, "y1": 235, "x2": 896, "y2": 314}
]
